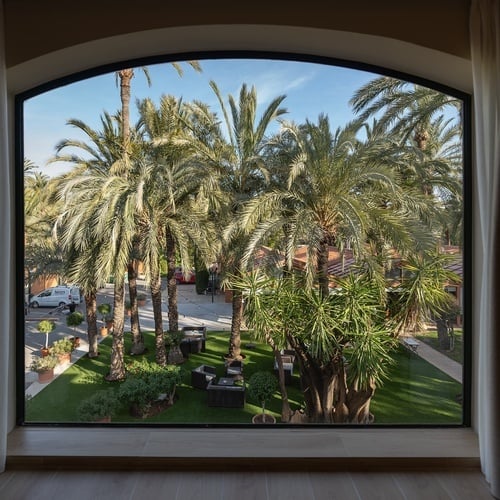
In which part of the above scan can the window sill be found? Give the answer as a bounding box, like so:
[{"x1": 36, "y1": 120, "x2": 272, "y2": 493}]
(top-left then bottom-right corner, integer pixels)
[{"x1": 7, "y1": 426, "x2": 480, "y2": 471}]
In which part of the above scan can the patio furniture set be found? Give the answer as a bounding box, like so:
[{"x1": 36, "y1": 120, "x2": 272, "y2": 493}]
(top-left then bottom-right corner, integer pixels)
[{"x1": 191, "y1": 359, "x2": 245, "y2": 408}]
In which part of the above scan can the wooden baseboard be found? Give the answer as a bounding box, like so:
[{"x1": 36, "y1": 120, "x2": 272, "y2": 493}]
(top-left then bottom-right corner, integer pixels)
[{"x1": 7, "y1": 426, "x2": 480, "y2": 472}]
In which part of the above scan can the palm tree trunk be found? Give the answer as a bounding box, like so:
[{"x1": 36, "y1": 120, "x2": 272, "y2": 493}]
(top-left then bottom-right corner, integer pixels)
[
  {"x1": 227, "y1": 288, "x2": 243, "y2": 360},
  {"x1": 107, "y1": 277, "x2": 127, "y2": 381},
  {"x1": 150, "y1": 268, "x2": 167, "y2": 366},
  {"x1": 317, "y1": 239, "x2": 330, "y2": 298},
  {"x1": 165, "y1": 231, "x2": 179, "y2": 334},
  {"x1": 128, "y1": 260, "x2": 145, "y2": 355},
  {"x1": 84, "y1": 292, "x2": 99, "y2": 358},
  {"x1": 272, "y1": 347, "x2": 293, "y2": 422},
  {"x1": 119, "y1": 68, "x2": 133, "y2": 158}
]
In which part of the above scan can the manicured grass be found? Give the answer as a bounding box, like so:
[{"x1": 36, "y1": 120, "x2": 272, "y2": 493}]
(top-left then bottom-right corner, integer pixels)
[
  {"x1": 415, "y1": 328, "x2": 463, "y2": 364},
  {"x1": 26, "y1": 331, "x2": 304, "y2": 424},
  {"x1": 371, "y1": 345, "x2": 463, "y2": 424},
  {"x1": 26, "y1": 332, "x2": 463, "y2": 425}
]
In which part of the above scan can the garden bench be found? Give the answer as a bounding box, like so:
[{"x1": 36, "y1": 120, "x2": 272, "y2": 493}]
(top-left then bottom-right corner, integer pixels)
[{"x1": 401, "y1": 337, "x2": 420, "y2": 353}]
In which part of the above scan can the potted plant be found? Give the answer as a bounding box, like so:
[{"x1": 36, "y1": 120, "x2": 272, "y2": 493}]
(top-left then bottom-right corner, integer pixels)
[
  {"x1": 76, "y1": 388, "x2": 119, "y2": 423},
  {"x1": 36, "y1": 319, "x2": 56, "y2": 357},
  {"x1": 30, "y1": 354, "x2": 58, "y2": 383},
  {"x1": 248, "y1": 371, "x2": 279, "y2": 424},
  {"x1": 50, "y1": 337, "x2": 73, "y2": 364},
  {"x1": 97, "y1": 303, "x2": 112, "y2": 336},
  {"x1": 66, "y1": 311, "x2": 84, "y2": 332}
]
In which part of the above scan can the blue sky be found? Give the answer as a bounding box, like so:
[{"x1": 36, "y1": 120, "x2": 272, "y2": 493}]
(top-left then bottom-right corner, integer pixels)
[{"x1": 23, "y1": 58, "x2": 383, "y2": 176}]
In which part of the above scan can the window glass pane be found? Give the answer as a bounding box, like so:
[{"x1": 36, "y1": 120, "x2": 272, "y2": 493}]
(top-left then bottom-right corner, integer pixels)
[{"x1": 21, "y1": 57, "x2": 467, "y2": 426}]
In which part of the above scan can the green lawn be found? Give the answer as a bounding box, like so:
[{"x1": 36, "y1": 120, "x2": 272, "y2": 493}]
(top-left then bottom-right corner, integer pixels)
[
  {"x1": 415, "y1": 328, "x2": 463, "y2": 364},
  {"x1": 26, "y1": 331, "x2": 463, "y2": 425}
]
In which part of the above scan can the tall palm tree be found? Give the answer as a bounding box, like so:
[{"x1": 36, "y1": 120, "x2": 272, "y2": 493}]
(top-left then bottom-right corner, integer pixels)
[
  {"x1": 50, "y1": 114, "x2": 135, "y2": 378},
  {"x1": 240, "y1": 115, "x2": 430, "y2": 298},
  {"x1": 137, "y1": 95, "x2": 216, "y2": 340},
  {"x1": 24, "y1": 161, "x2": 66, "y2": 293},
  {"x1": 116, "y1": 61, "x2": 202, "y2": 354},
  {"x1": 349, "y1": 75, "x2": 462, "y2": 149},
  {"x1": 205, "y1": 81, "x2": 288, "y2": 360}
]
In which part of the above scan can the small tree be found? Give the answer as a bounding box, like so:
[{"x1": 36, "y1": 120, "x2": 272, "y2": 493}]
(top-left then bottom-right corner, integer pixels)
[
  {"x1": 37, "y1": 319, "x2": 55, "y2": 349},
  {"x1": 97, "y1": 303, "x2": 112, "y2": 324},
  {"x1": 248, "y1": 371, "x2": 279, "y2": 421},
  {"x1": 66, "y1": 311, "x2": 84, "y2": 332}
]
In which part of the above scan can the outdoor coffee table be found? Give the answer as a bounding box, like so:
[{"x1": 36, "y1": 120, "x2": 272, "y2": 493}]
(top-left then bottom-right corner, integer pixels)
[{"x1": 217, "y1": 377, "x2": 234, "y2": 386}]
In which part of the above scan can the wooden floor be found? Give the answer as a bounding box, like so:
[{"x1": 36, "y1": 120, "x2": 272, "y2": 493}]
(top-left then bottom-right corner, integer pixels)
[
  {"x1": 0, "y1": 470, "x2": 493, "y2": 499},
  {"x1": 2, "y1": 426, "x2": 495, "y2": 499}
]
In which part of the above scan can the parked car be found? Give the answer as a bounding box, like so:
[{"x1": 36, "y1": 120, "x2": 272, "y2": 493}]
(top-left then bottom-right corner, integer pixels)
[
  {"x1": 174, "y1": 268, "x2": 196, "y2": 284},
  {"x1": 29, "y1": 285, "x2": 81, "y2": 308}
]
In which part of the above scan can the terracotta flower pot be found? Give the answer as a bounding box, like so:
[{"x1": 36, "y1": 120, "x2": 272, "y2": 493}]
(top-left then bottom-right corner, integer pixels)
[
  {"x1": 37, "y1": 368, "x2": 54, "y2": 384},
  {"x1": 100, "y1": 326, "x2": 108, "y2": 337},
  {"x1": 57, "y1": 353, "x2": 71, "y2": 364}
]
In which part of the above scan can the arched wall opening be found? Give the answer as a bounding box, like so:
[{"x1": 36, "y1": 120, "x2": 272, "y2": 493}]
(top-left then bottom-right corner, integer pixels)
[{"x1": 7, "y1": 24, "x2": 476, "y2": 436}]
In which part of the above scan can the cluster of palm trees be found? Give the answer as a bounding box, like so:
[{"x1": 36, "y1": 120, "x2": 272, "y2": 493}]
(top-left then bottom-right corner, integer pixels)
[{"x1": 24, "y1": 63, "x2": 463, "y2": 420}]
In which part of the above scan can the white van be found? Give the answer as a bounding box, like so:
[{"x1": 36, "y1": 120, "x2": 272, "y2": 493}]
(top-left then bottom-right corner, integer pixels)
[{"x1": 29, "y1": 285, "x2": 81, "y2": 308}]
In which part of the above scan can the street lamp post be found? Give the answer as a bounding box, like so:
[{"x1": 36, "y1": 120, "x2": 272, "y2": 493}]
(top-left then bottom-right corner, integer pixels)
[
  {"x1": 209, "y1": 264, "x2": 218, "y2": 303},
  {"x1": 210, "y1": 269, "x2": 215, "y2": 303}
]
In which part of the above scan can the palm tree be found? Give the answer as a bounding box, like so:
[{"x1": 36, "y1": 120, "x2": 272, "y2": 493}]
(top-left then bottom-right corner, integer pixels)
[
  {"x1": 388, "y1": 250, "x2": 461, "y2": 338},
  {"x1": 50, "y1": 114, "x2": 135, "y2": 378},
  {"x1": 24, "y1": 160, "x2": 66, "y2": 294},
  {"x1": 116, "y1": 61, "x2": 202, "y2": 355},
  {"x1": 137, "y1": 95, "x2": 216, "y2": 341},
  {"x1": 204, "y1": 81, "x2": 288, "y2": 360},
  {"x1": 349, "y1": 75, "x2": 462, "y2": 149},
  {"x1": 239, "y1": 115, "x2": 429, "y2": 298}
]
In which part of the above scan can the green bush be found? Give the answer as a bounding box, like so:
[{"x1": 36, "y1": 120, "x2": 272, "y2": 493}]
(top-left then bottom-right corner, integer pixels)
[
  {"x1": 37, "y1": 319, "x2": 56, "y2": 349},
  {"x1": 30, "y1": 355, "x2": 58, "y2": 373},
  {"x1": 248, "y1": 371, "x2": 279, "y2": 415},
  {"x1": 77, "y1": 389, "x2": 119, "y2": 422},
  {"x1": 118, "y1": 360, "x2": 182, "y2": 417},
  {"x1": 97, "y1": 303, "x2": 112, "y2": 321},
  {"x1": 66, "y1": 311, "x2": 84, "y2": 329},
  {"x1": 50, "y1": 337, "x2": 74, "y2": 355}
]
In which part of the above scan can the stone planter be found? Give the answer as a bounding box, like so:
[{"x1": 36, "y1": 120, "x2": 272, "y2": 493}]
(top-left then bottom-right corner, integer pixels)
[{"x1": 252, "y1": 413, "x2": 276, "y2": 424}]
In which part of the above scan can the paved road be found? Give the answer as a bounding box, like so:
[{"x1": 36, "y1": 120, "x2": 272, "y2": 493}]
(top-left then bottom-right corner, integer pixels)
[{"x1": 24, "y1": 283, "x2": 232, "y2": 396}]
